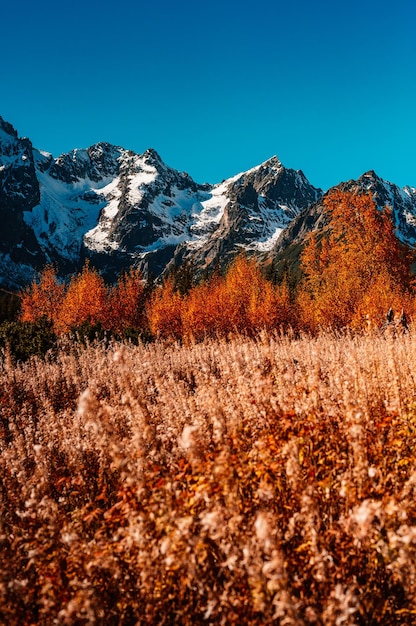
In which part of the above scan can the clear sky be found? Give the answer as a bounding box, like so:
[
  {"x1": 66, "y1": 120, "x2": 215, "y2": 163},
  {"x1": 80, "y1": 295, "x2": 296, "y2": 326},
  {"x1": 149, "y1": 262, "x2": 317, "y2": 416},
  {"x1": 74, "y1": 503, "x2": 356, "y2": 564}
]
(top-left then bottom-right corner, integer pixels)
[{"x1": 1, "y1": 0, "x2": 415, "y2": 190}]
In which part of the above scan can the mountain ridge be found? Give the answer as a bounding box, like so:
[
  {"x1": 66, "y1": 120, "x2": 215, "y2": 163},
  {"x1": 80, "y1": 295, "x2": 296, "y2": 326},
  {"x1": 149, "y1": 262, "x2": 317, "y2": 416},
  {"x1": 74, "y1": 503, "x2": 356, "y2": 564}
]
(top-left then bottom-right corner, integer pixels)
[{"x1": 1, "y1": 115, "x2": 415, "y2": 289}]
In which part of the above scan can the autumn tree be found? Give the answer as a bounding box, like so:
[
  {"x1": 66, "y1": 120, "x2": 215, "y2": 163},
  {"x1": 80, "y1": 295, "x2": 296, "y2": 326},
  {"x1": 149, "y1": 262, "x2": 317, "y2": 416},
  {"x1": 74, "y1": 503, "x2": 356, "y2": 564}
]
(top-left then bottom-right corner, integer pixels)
[
  {"x1": 222, "y1": 255, "x2": 293, "y2": 335},
  {"x1": 298, "y1": 190, "x2": 414, "y2": 330},
  {"x1": 106, "y1": 268, "x2": 147, "y2": 334},
  {"x1": 181, "y1": 256, "x2": 295, "y2": 340},
  {"x1": 55, "y1": 263, "x2": 109, "y2": 334},
  {"x1": 20, "y1": 266, "x2": 66, "y2": 327},
  {"x1": 146, "y1": 277, "x2": 184, "y2": 340}
]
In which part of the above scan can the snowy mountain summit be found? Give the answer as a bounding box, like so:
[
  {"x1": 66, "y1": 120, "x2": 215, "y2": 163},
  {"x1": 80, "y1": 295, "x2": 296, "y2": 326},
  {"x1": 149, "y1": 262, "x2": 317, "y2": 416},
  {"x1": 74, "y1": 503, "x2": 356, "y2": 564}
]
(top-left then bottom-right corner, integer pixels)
[
  {"x1": 0, "y1": 117, "x2": 321, "y2": 286},
  {"x1": 1, "y1": 115, "x2": 416, "y2": 289}
]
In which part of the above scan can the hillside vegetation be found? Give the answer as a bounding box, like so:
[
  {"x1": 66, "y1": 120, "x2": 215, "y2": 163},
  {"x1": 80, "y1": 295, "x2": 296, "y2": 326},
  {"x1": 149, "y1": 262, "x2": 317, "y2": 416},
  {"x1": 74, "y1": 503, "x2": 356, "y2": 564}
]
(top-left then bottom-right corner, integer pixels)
[
  {"x1": 13, "y1": 192, "x2": 414, "y2": 354},
  {"x1": 1, "y1": 330, "x2": 416, "y2": 624}
]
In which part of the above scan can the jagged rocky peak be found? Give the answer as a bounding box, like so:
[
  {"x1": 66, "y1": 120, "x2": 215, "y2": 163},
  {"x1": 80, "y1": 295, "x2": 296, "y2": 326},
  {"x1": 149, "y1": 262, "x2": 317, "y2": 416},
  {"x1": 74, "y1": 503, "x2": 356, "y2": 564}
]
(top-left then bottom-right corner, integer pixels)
[
  {"x1": 232, "y1": 156, "x2": 283, "y2": 185},
  {"x1": 338, "y1": 169, "x2": 411, "y2": 208},
  {"x1": 131, "y1": 147, "x2": 169, "y2": 182},
  {"x1": 336, "y1": 170, "x2": 385, "y2": 195},
  {"x1": 0, "y1": 115, "x2": 19, "y2": 141},
  {"x1": 250, "y1": 155, "x2": 284, "y2": 176},
  {"x1": 49, "y1": 142, "x2": 124, "y2": 183},
  {"x1": 87, "y1": 142, "x2": 124, "y2": 179},
  {"x1": 0, "y1": 117, "x2": 39, "y2": 210},
  {"x1": 359, "y1": 170, "x2": 381, "y2": 182},
  {"x1": 0, "y1": 117, "x2": 35, "y2": 166},
  {"x1": 0, "y1": 116, "x2": 32, "y2": 158},
  {"x1": 227, "y1": 155, "x2": 322, "y2": 209},
  {"x1": 226, "y1": 158, "x2": 277, "y2": 199},
  {"x1": 142, "y1": 147, "x2": 164, "y2": 166},
  {"x1": 128, "y1": 147, "x2": 205, "y2": 194}
]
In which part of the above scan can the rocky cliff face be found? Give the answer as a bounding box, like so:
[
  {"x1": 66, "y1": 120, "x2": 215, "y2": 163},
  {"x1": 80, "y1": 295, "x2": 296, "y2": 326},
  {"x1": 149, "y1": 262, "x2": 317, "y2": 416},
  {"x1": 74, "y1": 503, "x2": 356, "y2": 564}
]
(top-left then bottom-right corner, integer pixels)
[{"x1": 0, "y1": 118, "x2": 46, "y2": 286}]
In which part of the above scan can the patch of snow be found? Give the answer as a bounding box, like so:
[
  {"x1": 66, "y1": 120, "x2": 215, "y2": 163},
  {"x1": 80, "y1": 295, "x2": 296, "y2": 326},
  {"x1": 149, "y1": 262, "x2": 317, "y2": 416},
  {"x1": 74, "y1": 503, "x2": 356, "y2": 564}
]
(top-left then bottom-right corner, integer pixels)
[
  {"x1": 82, "y1": 179, "x2": 124, "y2": 252},
  {"x1": 246, "y1": 227, "x2": 284, "y2": 252},
  {"x1": 189, "y1": 178, "x2": 238, "y2": 244},
  {"x1": 141, "y1": 233, "x2": 190, "y2": 255},
  {"x1": 72, "y1": 148, "x2": 89, "y2": 162},
  {"x1": 126, "y1": 155, "x2": 158, "y2": 204},
  {"x1": 24, "y1": 165, "x2": 114, "y2": 260},
  {"x1": 404, "y1": 210, "x2": 416, "y2": 227},
  {"x1": 402, "y1": 186, "x2": 416, "y2": 203}
]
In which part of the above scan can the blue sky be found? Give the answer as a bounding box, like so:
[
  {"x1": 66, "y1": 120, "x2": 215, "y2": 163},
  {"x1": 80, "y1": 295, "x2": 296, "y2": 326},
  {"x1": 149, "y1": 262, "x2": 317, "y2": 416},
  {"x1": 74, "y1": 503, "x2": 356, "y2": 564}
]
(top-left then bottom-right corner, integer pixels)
[{"x1": 2, "y1": 0, "x2": 415, "y2": 190}]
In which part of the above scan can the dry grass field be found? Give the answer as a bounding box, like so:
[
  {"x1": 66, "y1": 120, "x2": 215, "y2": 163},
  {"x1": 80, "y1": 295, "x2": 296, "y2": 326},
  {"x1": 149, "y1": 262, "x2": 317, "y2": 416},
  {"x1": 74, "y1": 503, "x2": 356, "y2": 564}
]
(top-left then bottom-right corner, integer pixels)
[{"x1": 1, "y1": 329, "x2": 416, "y2": 624}]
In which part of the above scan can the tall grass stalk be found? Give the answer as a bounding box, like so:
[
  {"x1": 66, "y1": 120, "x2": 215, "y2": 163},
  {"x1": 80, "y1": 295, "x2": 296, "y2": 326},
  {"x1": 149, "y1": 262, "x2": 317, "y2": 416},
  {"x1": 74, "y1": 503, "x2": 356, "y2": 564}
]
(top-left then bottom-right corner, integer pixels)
[{"x1": 1, "y1": 330, "x2": 416, "y2": 624}]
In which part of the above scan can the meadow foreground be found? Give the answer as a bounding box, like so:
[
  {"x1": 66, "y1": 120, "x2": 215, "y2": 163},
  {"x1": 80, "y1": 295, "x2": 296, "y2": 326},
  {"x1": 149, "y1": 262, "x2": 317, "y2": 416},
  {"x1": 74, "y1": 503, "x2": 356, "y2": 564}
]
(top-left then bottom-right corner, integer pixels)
[{"x1": 1, "y1": 330, "x2": 415, "y2": 624}]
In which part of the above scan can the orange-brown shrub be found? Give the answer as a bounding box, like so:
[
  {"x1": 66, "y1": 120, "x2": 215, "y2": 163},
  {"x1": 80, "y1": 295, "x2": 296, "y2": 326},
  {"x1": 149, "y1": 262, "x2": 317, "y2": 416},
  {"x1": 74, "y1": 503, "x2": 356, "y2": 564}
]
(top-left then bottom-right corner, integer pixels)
[
  {"x1": 220, "y1": 255, "x2": 288, "y2": 335},
  {"x1": 181, "y1": 275, "x2": 226, "y2": 339},
  {"x1": 162, "y1": 256, "x2": 295, "y2": 341}
]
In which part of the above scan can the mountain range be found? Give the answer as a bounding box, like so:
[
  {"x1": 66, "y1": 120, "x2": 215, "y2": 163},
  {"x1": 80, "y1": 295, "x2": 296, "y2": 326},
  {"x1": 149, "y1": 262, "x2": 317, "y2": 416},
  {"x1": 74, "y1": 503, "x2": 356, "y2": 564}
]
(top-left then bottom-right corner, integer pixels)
[{"x1": 1, "y1": 115, "x2": 416, "y2": 289}]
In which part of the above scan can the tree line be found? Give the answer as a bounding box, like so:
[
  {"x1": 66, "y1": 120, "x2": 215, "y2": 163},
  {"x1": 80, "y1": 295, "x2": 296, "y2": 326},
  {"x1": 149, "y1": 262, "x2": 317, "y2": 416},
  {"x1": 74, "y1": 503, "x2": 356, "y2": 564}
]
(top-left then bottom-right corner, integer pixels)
[{"x1": 5, "y1": 189, "x2": 415, "y2": 357}]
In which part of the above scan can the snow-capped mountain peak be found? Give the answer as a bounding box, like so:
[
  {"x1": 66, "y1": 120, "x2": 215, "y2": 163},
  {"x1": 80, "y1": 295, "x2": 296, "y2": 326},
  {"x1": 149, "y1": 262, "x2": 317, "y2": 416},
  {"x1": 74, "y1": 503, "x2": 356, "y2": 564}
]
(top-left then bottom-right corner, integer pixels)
[
  {"x1": 2, "y1": 115, "x2": 415, "y2": 289},
  {"x1": 0, "y1": 118, "x2": 323, "y2": 285}
]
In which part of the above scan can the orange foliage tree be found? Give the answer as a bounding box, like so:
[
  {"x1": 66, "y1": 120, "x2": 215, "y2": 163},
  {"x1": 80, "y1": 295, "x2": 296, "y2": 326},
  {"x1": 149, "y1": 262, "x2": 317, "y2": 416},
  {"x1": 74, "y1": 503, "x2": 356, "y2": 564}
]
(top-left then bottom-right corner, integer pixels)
[
  {"x1": 147, "y1": 277, "x2": 184, "y2": 340},
  {"x1": 55, "y1": 263, "x2": 109, "y2": 334},
  {"x1": 106, "y1": 268, "x2": 147, "y2": 334},
  {"x1": 221, "y1": 255, "x2": 262, "y2": 334},
  {"x1": 298, "y1": 190, "x2": 414, "y2": 331},
  {"x1": 181, "y1": 275, "x2": 226, "y2": 340},
  {"x1": 21, "y1": 264, "x2": 149, "y2": 337},
  {"x1": 175, "y1": 256, "x2": 294, "y2": 341},
  {"x1": 222, "y1": 255, "x2": 293, "y2": 335},
  {"x1": 20, "y1": 266, "x2": 66, "y2": 326}
]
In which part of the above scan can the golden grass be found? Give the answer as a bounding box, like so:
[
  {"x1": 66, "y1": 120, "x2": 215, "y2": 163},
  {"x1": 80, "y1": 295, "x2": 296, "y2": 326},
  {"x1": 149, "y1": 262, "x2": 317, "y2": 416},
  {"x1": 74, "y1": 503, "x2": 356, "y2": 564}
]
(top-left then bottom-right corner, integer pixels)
[{"x1": 1, "y1": 330, "x2": 416, "y2": 624}]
